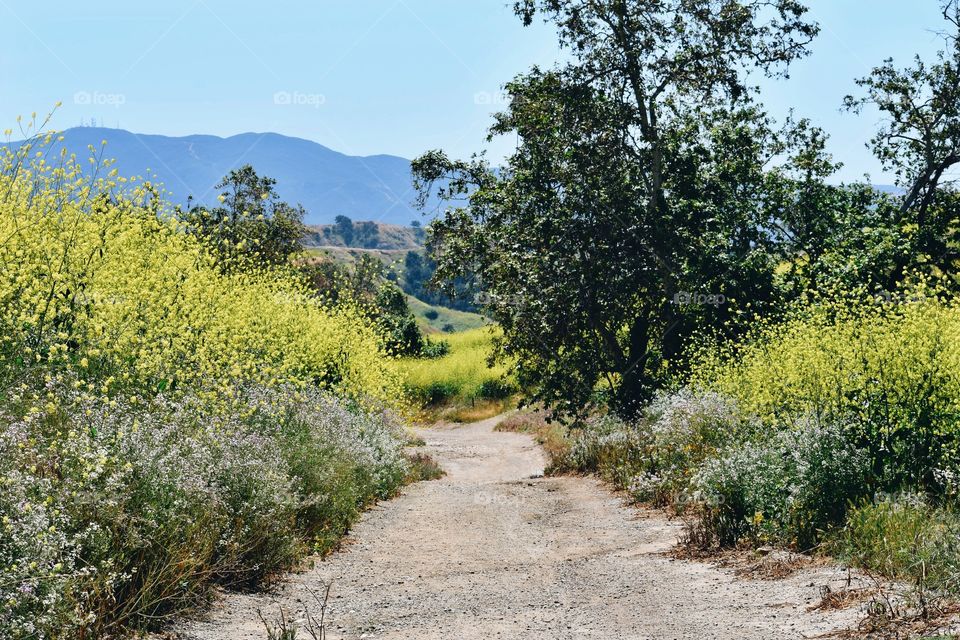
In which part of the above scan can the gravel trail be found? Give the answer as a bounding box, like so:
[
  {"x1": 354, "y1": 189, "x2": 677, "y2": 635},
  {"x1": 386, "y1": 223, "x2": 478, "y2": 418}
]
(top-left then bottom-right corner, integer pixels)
[{"x1": 173, "y1": 414, "x2": 862, "y2": 640}]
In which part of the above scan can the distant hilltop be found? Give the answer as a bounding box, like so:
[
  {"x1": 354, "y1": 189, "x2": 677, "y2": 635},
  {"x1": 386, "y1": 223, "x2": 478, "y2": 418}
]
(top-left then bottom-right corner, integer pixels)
[
  {"x1": 3, "y1": 127, "x2": 437, "y2": 225},
  {"x1": 303, "y1": 219, "x2": 426, "y2": 251}
]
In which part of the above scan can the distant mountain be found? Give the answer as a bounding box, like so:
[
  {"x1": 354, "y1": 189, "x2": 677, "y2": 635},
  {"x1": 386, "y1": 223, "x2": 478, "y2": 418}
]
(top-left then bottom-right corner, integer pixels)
[{"x1": 5, "y1": 127, "x2": 432, "y2": 225}]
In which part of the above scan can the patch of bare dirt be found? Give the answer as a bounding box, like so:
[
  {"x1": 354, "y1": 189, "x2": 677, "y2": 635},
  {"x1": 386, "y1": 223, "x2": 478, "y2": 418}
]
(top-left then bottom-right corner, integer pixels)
[{"x1": 168, "y1": 414, "x2": 867, "y2": 640}]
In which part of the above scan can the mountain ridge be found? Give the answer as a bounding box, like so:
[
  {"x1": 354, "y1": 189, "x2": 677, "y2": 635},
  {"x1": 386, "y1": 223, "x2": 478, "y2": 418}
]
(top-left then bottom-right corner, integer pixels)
[{"x1": 3, "y1": 127, "x2": 430, "y2": 225}]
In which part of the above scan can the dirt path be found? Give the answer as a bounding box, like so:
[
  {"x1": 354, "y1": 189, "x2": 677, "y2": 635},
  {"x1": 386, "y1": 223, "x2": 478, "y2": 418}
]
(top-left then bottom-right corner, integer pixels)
[{"x1": 173, "y1": 414, "x2": 863, "y2": 640}]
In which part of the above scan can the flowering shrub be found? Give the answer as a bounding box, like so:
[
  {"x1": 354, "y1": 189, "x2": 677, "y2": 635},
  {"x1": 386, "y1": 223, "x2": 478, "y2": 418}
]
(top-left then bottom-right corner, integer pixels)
[
  {"x1": 691, "y1": 288, "x2": 960, "y2": 493},
  {"x1": 836, "y1": 494, "x2": 960, "y2": 594},
  {"x1": 0, "y1": 129, "x2": 403, "y2": 406},
  {"x1": 554, "y1": 389, "x2": 745, "y2": 508},
  {"x1": 693, "y1": 419, "x2": 871, "y2": 549},
  {"x1": 399, "y1": 327, "x2": 515, "y2": 407},
  {"x1": 0, "y1": 125, "x2": 411, "y2": 638},
  {"x1": 0, "y1": 381, "x2": 408, "y2": 638}
]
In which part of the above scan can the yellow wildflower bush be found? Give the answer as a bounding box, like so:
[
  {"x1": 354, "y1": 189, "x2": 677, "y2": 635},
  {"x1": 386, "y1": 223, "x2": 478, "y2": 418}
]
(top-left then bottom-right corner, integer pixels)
[
  {"x1": 398, "y1": 327, "x2": 515, "y2": 405},
  {"x1": 690, "y1": 287, "x2": 960, "y2": 489},
  {"x1": 0, "y1": 126, "x2": 412, "y2": 638},
  {"x1": 0, "y1": 133, "x2": 403, "y2": 407}
]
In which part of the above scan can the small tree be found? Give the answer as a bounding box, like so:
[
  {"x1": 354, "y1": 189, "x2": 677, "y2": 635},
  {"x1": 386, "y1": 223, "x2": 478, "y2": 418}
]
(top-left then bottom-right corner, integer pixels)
[
  {"x1": 334, "y1": 215, "x2": 354, "y2": 245},
  {"x1": 843, "y1": 0, "x2": 960, "y2": 284},
  {"x1": 184, "y1": 165, "x2": 305, "y2": 270},
  {"x1": 299, "y1": 254, "x2": 430, "y2": 357}
]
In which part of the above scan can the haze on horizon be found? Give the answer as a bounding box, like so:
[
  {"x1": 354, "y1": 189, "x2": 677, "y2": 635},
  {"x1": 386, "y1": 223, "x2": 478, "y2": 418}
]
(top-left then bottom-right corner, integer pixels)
[{"x1": 0, "y1": 1, "x2": 951, "y2": 184}]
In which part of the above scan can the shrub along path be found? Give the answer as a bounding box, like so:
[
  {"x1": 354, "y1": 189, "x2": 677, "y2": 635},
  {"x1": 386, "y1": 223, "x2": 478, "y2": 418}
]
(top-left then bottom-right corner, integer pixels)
[{"x1": 172, "y1": 415, "x2": 863, "y2": 639}]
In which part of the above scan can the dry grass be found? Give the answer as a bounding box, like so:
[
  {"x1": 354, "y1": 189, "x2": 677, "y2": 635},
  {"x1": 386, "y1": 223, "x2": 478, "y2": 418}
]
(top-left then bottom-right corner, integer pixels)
[
  {"x1": 434, "y1": 397, "x2": 517, "y2": 423},
  {"x1": 404, "y1": 452, "x2": 446, "y2": 481},
  {"x1": 810, "y1": 585, "x2": 875, "y2": 612},
  {"x1": 495, "y1": 407, "x2": 571, "y2": 461}
]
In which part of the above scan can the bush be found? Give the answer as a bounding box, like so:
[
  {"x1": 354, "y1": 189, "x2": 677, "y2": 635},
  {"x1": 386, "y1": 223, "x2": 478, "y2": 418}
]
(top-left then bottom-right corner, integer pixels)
[
  {"x1": 0, "y1": 132, "x2": 412, "y2": 639},
  {"x1": 0, "y1": 137, "x2": 403, "y2": 406},
  {"x1": 0, "y1": 382, "x2": 408, "y2": 638},
  {"x1": 476, "y1": 378, "x2": 517, "y2": 400},
  {"x1": 421, "y1": 339, "x2": 450, "y2": 359},
  {"x1": 421, "y1": 381, "x2": 460, "y2": 405},
  {"x1": 373, "y1": 283, "x2": 428, "y2": 356},
  {"x1": 835, "y1": 495, "x2": 960, "y2": 594},
  {"x1": 692, "y1": 289, "x2": 960, "y2": 494},
  {"x1": 694, "y1": 419, "x2": 871, "y2": 549},
  {"x1": 554, "y1": 389, "x2": 744, "y2": 508},
  {"x1": 398, "y1": 328, "x2": 512, "y2": 408}
]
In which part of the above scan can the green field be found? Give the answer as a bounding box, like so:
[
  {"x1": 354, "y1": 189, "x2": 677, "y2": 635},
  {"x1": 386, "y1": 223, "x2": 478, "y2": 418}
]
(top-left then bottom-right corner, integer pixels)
[
  {"x1": 407, "y1": 294, "x2": 488, "y2": 333},
  {"x1": 398, "y1": 327, "x2": 517, "y2": 420}
]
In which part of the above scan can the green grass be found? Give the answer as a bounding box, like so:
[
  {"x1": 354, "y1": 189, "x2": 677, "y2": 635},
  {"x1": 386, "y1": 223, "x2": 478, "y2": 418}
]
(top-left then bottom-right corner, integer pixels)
[
  {"x1": 833, "y1": 497, "x2": 960, "y2": 595},
  {"x1": 406, "y1": 294, "x2": 489, "y2": 333},
  {"x1": 398, "y1": 327, "x2": 517, "y2": 420},
  {"x1": 301, "y1": 247, "x2": 488, "y2": 333}
]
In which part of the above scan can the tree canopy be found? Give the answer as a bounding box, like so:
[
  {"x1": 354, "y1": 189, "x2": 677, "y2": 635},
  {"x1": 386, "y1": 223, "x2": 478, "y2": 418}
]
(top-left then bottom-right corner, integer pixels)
[
  {"x1": 183, "y1": 164, "x2": 306, "y2": 270},
  {"x1": 414, "y1": 0, "x2": 960, "y2": 419}
]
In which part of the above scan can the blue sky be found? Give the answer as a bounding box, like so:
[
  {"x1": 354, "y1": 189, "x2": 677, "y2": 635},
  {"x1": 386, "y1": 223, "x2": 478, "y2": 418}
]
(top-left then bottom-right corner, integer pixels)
[{"x1": 0, "y1": 1, "x2": 951, "y2": 183}]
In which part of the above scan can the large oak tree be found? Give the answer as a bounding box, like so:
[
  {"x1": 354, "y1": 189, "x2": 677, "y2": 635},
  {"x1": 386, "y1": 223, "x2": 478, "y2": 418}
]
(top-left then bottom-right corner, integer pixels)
[{"x1": 414, "y1": 0, "x2": 820, "y2": 418}]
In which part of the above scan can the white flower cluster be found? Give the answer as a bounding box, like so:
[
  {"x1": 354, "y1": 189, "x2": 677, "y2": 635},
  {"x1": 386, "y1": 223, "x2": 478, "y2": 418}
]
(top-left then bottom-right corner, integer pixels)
[{"x1": 0, "y1": 380, "x2": 408, "y2": 638}]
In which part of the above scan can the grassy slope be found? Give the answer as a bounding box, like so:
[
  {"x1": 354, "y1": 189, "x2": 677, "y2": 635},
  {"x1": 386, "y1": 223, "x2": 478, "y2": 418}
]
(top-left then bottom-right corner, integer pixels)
[
  {"x1": 407, "y1": 294, "x2": 488, "y2": 333},
  {"x1": 304, "y1": 246, "x2": 488, "y2": 333},
  {"x1": 398, "y1": 327, "x2": 517, "y2": 422}
]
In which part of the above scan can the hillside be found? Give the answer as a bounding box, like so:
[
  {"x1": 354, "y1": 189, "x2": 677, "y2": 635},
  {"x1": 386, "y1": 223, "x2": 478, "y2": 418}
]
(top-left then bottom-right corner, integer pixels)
[
  {"x1": 3, "y1": 127, "x2": 436, "y2": 225},
  {"x1": 302, "y1": 245, "x2": 487, "y2": 333},
  {"x1": 303, "y1": 220, "x2": 426, "y2": 250}
]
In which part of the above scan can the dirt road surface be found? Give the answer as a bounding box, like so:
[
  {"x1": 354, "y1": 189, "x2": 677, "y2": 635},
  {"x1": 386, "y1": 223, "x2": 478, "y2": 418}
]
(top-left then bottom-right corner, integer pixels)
[{"x1": 173, "y1": 414, "x2": 863, "y2": 640}]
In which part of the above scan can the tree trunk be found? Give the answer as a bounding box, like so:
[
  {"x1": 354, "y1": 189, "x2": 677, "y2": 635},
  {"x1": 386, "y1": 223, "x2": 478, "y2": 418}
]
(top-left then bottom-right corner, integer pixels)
[{"x1": 613, "y1": 313, "x2": 652, "y2": 419}]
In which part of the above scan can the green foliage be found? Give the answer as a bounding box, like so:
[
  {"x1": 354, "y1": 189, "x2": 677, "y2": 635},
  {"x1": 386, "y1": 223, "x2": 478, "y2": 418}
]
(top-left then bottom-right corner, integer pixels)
[
  {"x1": 182, "y1": 164, "x2": 306, "y2": 271},
  {"x1": 476, "y1": 378, "x2": 515, "y2": 400},
  {"x1": 0, "y1": 383, "x2": 409, "y2": 638},
  {"x1": 420, "y1": 339, "x2": 450, "y2": 359},
  {"x1": 373, "y1": 283, "x2": 427, "y2": 356},
  {"x1": 836, "y1": 495, "x2": 960, "y2": 595},
  {"x1": 402, "y1": 250, "x2": 477, "y2": 312},
  {"x1": 553, "y1": 390, "x2": 745, "y2": 507},
  {"x1": 334, "y1": 214, "x2": 354, "y2": 244},
  {"x1": 0, "y1": 129, "x2": 412, "y2": 638},
  {"x1": 398, "y1": 328, "x2": 515, "y2": 408},
  {"x1": 414, "y1": 0, "x2": 821, "y2": 419},
  {"x1": 299, "y1": 254, "x2": 435, "y2": 357},
  {"x1": 694, "y1": 420, "x2": 871, "y2": 549},
  {"x1": 845, "y1": 1, "x2": 960, "y2": 238},
  {"x1": 692, "y1": 288, "x2": 960, "y2": 493}
]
